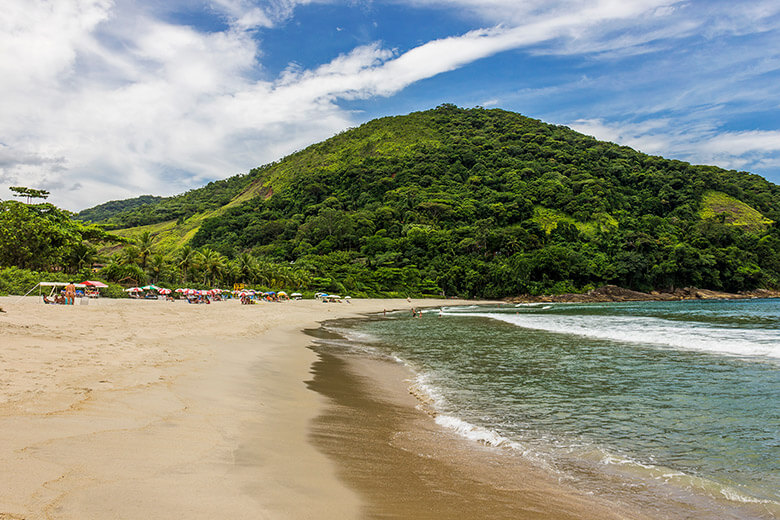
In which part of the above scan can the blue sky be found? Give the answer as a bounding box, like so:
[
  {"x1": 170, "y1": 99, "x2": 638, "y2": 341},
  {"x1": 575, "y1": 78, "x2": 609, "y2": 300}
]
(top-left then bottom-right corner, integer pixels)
[{"x1": 1, "y1": 0, "x2": 779, "y2": 210}]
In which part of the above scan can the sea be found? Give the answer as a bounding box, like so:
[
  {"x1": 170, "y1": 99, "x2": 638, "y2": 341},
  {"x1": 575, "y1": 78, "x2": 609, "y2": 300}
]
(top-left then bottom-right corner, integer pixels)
[{"x1": 320, "y1": 299, "x2": 780, "y2": 519}]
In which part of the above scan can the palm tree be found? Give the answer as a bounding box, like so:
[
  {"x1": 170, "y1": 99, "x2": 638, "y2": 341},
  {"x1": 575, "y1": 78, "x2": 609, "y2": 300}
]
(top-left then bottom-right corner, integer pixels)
[
  {"x1": 147, "y1": 253, "x2": 167, "y2": 284},
  {"x1": 254, "y1": 259, "x2": 274, "y2": 287},
  {"x1": 197, "y1": 248, "x2": 226, "y2": 286},
  {"x1": 236, "y1": 253, "x2": 258, "y2": 284},
  {"x1": 68, "y1": 242, "x2": 98, "y2": 274},
  {"x1": 121, "y1": 245, "x2": 141, "y2": 266},
  {"x1": 137, "y1": 231, "x2": 154, "y2": 270},
  {"x1": 176, "y1": 245, "x2": 195, "y2": 284}
]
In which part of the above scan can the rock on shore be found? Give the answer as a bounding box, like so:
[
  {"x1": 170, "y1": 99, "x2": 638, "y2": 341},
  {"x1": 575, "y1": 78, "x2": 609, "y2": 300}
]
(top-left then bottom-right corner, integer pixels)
[{"x1": 506, "y1": 285, "x2": 780, "y2": 304}]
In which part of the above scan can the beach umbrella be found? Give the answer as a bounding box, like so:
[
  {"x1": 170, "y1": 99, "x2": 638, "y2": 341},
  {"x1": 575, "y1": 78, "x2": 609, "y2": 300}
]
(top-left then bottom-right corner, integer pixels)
[
  {"x1": 290, "y1": 292, "x2": 302, "y2": 297},
  {"x1": 81, "y1": 280, "x2": 108, "y2": 288},
  {"x1": 175, "y1": 288, "x2": 186, "y2": 293},
  {"x1": 158, "y1": 288, "x2": 172, "y2": 294},
  {"x1": 124, "y1": 287, "x2": 142, "y2": 292},
  {"x1": 344, "y1": 296, "x2": 352, "y2": 299},
  {"x1": 141, "y1": 284, "x2": 160, "y2": 291}
]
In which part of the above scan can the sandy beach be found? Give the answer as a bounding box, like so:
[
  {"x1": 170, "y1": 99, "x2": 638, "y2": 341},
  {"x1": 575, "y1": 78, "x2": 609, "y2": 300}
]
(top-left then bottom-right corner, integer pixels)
[{"x1": 0, "y1": 296, "x2": 653, "y2": 519}]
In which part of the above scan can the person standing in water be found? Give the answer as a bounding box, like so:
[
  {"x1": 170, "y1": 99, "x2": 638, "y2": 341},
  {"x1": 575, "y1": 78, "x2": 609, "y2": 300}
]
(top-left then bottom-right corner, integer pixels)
[{"x1": 65, "y1": 282, "x2": 76, "y2": 305}]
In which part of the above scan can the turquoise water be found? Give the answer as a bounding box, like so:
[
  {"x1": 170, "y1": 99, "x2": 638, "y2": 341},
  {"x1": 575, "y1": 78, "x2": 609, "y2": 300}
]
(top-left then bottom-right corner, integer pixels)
[{"x1": 330, "y1": 299, "x2": 780, "y2": 517}]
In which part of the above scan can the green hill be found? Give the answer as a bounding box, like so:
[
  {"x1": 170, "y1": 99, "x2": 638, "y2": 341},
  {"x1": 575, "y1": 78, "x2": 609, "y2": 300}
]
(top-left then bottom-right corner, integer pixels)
[
  {"x1": 78, "y1": 105, "x2": 780, "y2": 297},
  {"x1": 76, "y1": 195, "x2": 164, "y2": 223}
]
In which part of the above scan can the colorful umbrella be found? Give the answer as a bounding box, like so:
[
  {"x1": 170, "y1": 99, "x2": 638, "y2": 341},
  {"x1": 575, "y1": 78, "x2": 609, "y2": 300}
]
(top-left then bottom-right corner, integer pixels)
[{"x1": 81, "y1": 280, "x2": 108, "y2": 288}]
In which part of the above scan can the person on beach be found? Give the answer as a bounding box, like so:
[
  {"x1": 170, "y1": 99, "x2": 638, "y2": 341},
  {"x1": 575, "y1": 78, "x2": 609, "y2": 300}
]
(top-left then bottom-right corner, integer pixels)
[{"x1": 65, "y1": 282, "x2": 76, "y2": 305}]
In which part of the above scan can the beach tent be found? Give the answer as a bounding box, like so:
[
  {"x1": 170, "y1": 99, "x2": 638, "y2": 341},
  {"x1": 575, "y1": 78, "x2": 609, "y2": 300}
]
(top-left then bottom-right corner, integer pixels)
[
  {"x1": 15, "y1": 281, "x2": 90, "y2": 303},
  {"x1": 18, "y1": 281, "x2": 87, "y2": 300}
]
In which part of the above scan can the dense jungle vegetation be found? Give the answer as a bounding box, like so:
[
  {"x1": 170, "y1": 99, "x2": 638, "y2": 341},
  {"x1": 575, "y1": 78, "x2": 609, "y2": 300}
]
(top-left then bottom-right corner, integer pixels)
[{"x1": 6, "y1": 105, "x2": 780, "y2": 297}]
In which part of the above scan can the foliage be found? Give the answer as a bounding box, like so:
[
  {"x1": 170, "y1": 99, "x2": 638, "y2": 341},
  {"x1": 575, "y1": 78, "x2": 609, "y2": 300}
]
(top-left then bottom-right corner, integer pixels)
[
  {"x1": 0, "y1": 266, "x2": 71, "y2": 296},
  {"x1": 10, "y1": 186, "x2": 50, "y2": 203},
  {"x1": 75, "y1": 195, "x2": 163, "y2": 223},
  {"x1": 70, "y1": 106, "x2": 780, "y2": 296},
  {"x1": 0, "y1": 199, "x2": 122, "y2": 272},
  {"x1": 699, "y1": 190, "x2": 774, "y2": 230},
  {"x1": 76, "y1": 175, "x2": 254, "y2": 229}
]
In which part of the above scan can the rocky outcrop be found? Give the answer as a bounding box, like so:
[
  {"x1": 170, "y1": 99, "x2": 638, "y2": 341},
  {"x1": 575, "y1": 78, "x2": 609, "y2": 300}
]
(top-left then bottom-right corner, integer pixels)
[{"x1": 506, "y1": 285, "x2": 780, "y2": 304}]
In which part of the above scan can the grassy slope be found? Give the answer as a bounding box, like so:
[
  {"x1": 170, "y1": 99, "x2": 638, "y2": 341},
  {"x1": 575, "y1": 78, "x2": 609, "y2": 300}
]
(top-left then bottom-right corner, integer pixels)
[
  {"x1": 113, "y1": 113, "x2": 443, "y2": 251},
  {"x1": 699, "y1": 190, "x2": 774, "y2": 230}
]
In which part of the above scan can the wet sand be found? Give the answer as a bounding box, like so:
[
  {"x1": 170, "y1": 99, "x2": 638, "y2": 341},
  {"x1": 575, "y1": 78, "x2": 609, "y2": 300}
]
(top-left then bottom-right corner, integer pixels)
[{"x1": 305, "y1": 337, "x2": 653, "y2": 520}]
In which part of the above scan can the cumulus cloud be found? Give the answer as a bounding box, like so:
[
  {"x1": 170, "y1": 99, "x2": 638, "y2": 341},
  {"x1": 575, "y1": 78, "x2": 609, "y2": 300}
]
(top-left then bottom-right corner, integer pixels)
[{"x1": 0, "y1": 0, "x2": 778, "y2": 210}]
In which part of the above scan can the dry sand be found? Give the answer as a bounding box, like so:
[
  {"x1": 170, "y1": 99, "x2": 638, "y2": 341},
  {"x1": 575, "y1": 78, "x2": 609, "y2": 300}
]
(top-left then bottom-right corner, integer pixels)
[
  {"x1": 0, "y1": 295, "x2": 433, "y2": 520},
  {"x1": 0, "y1": 295, "x2": 653, "y2": 520}
]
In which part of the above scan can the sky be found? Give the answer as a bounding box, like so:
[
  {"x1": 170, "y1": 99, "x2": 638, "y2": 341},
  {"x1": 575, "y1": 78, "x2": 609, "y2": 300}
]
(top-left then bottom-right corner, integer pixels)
[{"x1": 1, "y1": 0, "x2": 779, "y2": 211}]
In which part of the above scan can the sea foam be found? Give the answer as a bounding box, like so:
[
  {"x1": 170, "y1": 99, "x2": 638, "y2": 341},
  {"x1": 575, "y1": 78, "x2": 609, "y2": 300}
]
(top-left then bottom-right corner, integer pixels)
[{"x1": 448, "y1": 312, "x2": 780, "y2": 360}]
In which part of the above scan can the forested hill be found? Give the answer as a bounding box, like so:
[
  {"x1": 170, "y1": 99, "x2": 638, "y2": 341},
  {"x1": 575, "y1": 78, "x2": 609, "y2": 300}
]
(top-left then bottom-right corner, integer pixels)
[
  {"x1": 76, "y1": 195, "x2": 163, "y2": 223},
  {"x1": 80, "y1": 105, "x2": 780, "y2": 297}
]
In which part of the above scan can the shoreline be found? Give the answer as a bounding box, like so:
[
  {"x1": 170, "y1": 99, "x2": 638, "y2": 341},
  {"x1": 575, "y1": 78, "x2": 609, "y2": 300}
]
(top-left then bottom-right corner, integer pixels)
[
  {"x1": 307, "y1": 311, "x2": 778, "y2": 520},
  {"x1": 305, "y1": 328, "x2": 658, "y2": 520}
]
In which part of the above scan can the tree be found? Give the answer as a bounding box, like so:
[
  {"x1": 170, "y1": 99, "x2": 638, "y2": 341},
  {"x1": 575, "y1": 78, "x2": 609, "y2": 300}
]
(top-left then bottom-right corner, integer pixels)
[
  {"x1": 9, "y1": 186, "x2": 50, "y2": 204},
  {"x1": 147, "y1": 253, "x2": 168, "y2": 284},
  {"x1": 176, "y1": 245, "x2": 195, "y2": 283},
  {"x1": 136, "y1": 231, "x2": 154, "y2": 270}
]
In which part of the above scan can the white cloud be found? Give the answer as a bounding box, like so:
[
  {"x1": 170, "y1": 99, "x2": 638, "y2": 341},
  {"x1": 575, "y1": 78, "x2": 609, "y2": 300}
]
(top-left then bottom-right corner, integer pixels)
[
  {"x1": 0, "y1": 0, "x2": 778, "y2": 210},
  {"x1": 569, "y1": 119, "x2": 780, "y2": 173}
]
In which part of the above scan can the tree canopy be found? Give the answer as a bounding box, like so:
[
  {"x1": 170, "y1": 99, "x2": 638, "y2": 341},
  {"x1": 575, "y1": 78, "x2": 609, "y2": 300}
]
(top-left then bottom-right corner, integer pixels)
[{"x1": 26, "y1": 106, "x2": 780, "y2": 297}]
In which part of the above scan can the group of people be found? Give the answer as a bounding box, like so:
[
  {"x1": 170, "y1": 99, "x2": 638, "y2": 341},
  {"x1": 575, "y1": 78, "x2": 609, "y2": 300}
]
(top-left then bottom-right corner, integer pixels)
[{"x1": 42, "y1": 282, "x2": 78, "y2": 305}]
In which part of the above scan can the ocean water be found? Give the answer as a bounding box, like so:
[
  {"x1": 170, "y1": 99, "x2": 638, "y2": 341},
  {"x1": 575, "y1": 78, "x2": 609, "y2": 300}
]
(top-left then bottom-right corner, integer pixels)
[{"x1": 326, "y1": 299, "x2": 780, "y2": 518}]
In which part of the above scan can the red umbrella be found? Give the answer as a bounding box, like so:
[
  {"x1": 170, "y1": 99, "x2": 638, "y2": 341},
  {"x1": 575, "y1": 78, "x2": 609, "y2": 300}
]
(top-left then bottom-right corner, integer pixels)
[{"x1": 81, "y1": 280, "x2": 108, "y2": 288}]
